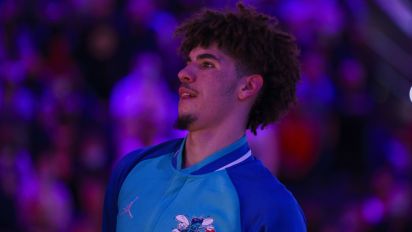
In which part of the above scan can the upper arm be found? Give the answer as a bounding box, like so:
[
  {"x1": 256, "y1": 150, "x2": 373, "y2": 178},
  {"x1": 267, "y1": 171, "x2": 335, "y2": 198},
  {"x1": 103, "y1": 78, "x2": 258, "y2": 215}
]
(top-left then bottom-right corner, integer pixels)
[{"x1": 226, "y1": 162, "x2": 306, "y2": 232}]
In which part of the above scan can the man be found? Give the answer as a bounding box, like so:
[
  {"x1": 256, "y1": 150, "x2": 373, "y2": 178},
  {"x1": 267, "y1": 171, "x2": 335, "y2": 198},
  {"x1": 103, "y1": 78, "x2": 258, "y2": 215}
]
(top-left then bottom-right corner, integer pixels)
[{"x1": 103, "y1": 3, "x2": 306, "y2": 232}]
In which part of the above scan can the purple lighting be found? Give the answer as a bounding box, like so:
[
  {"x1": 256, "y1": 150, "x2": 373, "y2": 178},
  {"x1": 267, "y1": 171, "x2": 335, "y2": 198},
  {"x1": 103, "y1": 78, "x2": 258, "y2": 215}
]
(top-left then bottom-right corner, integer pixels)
[{"x1": 0, "y1": 0, "x2": 411, "y2": 231}]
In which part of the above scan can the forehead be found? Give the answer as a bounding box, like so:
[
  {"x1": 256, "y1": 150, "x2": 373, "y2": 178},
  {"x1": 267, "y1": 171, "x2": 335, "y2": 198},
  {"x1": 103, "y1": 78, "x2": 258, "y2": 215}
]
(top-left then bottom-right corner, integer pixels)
[{"x1": 188, "y1": 44, "x2": 234, "y2": 62}]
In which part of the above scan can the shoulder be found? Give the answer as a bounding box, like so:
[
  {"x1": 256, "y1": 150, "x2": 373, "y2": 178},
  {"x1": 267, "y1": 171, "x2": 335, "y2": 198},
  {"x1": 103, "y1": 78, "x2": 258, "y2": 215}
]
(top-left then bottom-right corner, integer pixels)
[
  {"x1": 226, "y1": 159, "x2": 306, "y2": 232},
  {"x1": 102, "y1": 138, "x2": 184, "y2": 232},
  {"x1": 107, "y1": 138, "x2": 183, "y2": 196},
  {"x1": 113, "y1": 138, "x2": 183, "y2": 174}
]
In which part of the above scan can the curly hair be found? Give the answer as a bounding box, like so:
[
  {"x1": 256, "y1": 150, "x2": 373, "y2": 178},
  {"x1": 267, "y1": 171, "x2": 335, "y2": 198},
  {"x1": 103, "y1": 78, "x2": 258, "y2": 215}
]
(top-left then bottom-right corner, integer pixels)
[{"x1": 175, "y1": 3, "x2": 300, "y2": 134}]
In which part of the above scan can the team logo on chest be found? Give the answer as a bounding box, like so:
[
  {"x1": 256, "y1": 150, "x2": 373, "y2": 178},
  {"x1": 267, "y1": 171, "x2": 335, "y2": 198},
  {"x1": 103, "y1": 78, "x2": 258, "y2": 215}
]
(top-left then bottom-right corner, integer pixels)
[{"x1": 172, "y1": 215, "x2": 215, "y2": 232}]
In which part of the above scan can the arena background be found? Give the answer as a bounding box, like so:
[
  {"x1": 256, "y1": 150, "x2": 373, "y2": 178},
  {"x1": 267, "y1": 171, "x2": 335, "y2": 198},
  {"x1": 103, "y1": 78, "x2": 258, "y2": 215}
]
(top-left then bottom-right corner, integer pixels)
[{"x1": 0, "y1": 0, "x2": 411, "y2": 231}]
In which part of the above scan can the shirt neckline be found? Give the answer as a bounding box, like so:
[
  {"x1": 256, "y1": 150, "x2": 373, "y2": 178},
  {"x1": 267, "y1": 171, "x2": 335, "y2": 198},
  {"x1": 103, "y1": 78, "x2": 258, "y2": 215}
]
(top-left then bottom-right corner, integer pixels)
[{"x1": 172, "y1": 135, "x2": 252, "y2": 175}]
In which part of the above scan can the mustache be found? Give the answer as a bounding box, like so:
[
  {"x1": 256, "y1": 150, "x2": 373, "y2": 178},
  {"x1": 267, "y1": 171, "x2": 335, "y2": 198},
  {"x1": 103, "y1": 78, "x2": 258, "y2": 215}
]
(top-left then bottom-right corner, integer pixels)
[{"x1": 179, "y1": 83, "x2": 198, "y2": 93}]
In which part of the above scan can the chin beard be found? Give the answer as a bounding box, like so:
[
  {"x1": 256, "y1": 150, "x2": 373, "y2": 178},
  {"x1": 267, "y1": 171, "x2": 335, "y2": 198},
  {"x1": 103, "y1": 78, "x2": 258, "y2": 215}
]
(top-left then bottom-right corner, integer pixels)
[{"x1": 174, "y1": 114, "x2": 197, "y2": 130}]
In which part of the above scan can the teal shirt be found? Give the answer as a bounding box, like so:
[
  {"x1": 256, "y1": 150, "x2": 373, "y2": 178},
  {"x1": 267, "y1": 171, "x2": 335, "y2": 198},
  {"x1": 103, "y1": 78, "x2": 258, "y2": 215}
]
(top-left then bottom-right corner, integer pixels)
[{"x1": 104, "y1": 136, "x2": 306, "y2": 232}]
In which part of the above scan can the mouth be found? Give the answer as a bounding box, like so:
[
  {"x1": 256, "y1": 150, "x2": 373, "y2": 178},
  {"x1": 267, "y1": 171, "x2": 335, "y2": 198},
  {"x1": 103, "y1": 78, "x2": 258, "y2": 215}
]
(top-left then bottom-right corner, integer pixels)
[{"x1": 178, "y1": 87, "x2": 197, "y2": 99}]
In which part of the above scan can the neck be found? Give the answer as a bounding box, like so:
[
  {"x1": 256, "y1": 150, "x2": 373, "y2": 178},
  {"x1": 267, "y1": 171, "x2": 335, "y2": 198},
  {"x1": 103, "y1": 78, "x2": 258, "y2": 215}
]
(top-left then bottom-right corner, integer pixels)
[{"x1": 183, "y1": 121, "x2": 246, "y2": 168}]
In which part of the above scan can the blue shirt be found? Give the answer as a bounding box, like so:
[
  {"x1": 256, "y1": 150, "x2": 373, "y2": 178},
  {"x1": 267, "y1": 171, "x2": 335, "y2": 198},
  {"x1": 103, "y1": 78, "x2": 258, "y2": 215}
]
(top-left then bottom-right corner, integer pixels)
[{"x1": 103, "y1": 136, "x2": 306, "y2": 232}]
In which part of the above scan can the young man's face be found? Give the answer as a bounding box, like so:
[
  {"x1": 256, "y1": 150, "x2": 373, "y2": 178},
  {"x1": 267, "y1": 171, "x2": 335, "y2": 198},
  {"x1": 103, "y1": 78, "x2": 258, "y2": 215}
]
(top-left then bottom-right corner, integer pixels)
[{"x1": 176, "y1": 44, "x2": 241, "y2": 131}]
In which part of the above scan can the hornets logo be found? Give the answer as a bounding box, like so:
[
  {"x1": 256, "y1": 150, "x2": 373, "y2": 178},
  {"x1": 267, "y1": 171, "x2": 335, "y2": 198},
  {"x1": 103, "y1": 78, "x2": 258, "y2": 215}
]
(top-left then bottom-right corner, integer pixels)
[{"x1": 172, "y1": 215, "x2": 215, "y2": 232}]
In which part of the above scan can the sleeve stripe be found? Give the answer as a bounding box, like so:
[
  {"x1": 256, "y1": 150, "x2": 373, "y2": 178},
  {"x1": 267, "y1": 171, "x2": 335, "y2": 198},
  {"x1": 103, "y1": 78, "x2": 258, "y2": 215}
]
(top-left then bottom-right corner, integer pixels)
[{"x1": 215, "y1": 150, "x2": 252, "y2": 171}]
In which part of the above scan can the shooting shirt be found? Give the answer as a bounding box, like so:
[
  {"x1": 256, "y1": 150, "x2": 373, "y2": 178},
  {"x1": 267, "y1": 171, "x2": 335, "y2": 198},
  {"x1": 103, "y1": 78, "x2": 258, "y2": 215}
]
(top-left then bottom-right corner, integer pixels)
[{"x1": 103, "y1": 136, "x2": 306, "y2": 232}]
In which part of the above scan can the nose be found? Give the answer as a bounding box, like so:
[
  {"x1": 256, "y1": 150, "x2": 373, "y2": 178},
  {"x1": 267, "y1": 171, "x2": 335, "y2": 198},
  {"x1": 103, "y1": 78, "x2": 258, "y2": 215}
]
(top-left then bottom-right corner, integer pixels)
[{"x1": 178, "y1": 65, "x2": 195, "y2": 83}]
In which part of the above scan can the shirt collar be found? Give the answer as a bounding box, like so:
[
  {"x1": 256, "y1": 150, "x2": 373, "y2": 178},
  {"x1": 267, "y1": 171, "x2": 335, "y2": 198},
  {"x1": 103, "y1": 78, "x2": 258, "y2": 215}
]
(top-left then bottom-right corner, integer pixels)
[{"x1": 172, "y1": 135, "x2": 252, "y2": 175}]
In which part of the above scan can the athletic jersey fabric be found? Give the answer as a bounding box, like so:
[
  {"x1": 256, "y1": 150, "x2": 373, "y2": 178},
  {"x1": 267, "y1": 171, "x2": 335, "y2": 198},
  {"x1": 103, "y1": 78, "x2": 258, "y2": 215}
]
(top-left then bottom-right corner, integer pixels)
[{"x1": 103, "y1": 136, "x2": 306, "y2": 232}]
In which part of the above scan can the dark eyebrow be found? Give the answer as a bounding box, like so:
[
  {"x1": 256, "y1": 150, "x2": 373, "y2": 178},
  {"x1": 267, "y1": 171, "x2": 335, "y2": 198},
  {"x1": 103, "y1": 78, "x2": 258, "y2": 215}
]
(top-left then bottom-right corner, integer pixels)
[
  {"x1": 190, "y1": 53, "x2": 221, "y2": 62},
  {"x1": 196, "y1": 53, "x2": 221, "y2": 61}
]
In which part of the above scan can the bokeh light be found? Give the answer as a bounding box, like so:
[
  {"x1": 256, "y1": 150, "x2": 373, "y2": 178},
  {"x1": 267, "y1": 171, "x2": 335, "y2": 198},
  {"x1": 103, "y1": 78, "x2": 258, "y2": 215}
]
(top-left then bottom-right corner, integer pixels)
[
  {"x1": 410, "y1": 85, "x2": 412, "y2": 103},
  {"x1": 0, "y1": 1, "x2": 411, "y2": 231}
]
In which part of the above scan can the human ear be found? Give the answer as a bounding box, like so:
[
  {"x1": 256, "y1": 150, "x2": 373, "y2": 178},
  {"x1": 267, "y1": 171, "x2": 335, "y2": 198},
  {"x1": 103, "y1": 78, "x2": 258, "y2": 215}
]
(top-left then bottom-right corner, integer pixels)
[{"x1": 238, "y1": 74, "x2": 263, "y2": 100}]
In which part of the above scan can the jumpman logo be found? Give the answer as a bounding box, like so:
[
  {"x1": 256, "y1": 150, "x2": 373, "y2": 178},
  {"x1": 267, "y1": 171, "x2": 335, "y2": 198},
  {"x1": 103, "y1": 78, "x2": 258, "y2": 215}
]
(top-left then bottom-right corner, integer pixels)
[{"x1": 121, "y1": 196, "x2": 139, "y2": 219}]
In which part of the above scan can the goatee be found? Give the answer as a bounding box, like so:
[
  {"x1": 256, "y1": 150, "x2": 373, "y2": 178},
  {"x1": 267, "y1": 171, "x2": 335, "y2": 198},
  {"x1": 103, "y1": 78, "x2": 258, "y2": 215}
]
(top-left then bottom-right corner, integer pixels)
[{"x1": 174, "y1": 115, "x2": 197, "y2": 130}]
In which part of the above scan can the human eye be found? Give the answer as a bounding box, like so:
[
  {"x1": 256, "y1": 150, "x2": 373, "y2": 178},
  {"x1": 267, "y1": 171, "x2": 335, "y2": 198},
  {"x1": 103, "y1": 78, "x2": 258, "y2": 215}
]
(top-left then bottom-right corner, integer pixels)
[{"x1": 199, "y1": 60, "x2": 215, "y2": 69}]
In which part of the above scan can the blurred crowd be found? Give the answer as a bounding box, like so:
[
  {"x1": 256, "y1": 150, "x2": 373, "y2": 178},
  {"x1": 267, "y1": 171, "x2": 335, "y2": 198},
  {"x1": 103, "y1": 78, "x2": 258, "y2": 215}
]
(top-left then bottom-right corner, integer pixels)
[{"x1": 0, "y1": 0, "x2": 411, "y2": 231}]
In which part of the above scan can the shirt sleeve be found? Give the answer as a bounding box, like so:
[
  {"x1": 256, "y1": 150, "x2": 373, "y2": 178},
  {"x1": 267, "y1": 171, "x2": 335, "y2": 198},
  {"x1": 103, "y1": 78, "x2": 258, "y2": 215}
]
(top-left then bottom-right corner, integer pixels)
[
  {"x1": 247, "y1": 194, "x2": 306, "y2": 232},
  {"x1": 102, "y1": 149, "x2": 144, "y2": 232},
  {"x1": 226, "y1": 160, "x2": 307, "y2": 232}
]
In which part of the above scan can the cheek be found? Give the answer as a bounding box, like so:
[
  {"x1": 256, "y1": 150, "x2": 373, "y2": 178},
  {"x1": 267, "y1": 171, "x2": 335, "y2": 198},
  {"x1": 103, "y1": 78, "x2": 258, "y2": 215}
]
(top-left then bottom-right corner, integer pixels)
[
  {"x1": 215, "y1": 78, "x2": 239, "y2": 99},
  {"x1": 201, "y1": 70, "x2": 239, "y2": 99}
]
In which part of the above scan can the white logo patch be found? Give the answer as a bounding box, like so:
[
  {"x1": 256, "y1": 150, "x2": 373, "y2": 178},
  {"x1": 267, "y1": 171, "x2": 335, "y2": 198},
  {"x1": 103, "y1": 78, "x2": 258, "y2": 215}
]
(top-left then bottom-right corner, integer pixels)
[{"x1": 172, "y1": 215, "x2": 215, "y2": 232}]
